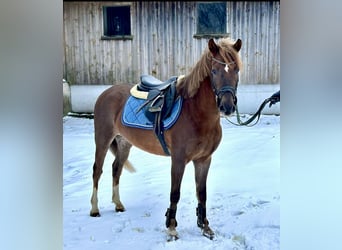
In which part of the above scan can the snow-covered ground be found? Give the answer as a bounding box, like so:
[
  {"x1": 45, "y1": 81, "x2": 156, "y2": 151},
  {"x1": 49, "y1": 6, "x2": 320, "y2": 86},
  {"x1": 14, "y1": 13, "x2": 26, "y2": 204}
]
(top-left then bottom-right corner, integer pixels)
[{"x1": 63, "y1": 114, "x2": 280, "y2": 250}]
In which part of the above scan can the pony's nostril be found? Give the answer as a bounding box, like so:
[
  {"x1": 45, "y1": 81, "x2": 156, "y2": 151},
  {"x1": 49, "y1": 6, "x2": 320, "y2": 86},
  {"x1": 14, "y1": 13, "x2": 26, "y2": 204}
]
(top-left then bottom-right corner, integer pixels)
[{"x1": 220, "y1": 104, "x2": 235, "y2": 116}]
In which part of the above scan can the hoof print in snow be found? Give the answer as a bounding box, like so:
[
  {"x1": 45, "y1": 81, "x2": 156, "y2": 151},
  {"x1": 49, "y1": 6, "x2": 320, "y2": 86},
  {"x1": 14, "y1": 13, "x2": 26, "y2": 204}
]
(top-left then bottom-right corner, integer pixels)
[{"x1": 232, "y1": 234, "x2": 246, "y2": 247}]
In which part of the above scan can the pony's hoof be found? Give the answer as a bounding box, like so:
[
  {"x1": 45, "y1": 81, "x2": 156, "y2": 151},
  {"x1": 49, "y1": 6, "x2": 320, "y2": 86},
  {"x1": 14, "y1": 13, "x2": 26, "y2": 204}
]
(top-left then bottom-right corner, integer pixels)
[
  {"x1": 166, "y1": 228, "x2": 179, "y2": 242},
  {"x1": 90, "y1": 211, "x2": 101, "y2": 217},
  {"x1": 202, "y1": 226, "x2": 215, "y2": 240},
  {"x1": 115, "y1": 206, "x2": 125, "y2": 212}
]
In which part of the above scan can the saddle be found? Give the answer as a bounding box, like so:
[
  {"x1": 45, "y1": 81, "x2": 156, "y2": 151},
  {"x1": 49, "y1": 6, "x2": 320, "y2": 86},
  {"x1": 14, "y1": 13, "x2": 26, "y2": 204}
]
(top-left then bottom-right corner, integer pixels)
[
  {"x1": 130, "y1": 75, "x2": 179, "y2": 155},
  {"x1": 138, "y1": 75, "x2": 177, "y2": 92}
]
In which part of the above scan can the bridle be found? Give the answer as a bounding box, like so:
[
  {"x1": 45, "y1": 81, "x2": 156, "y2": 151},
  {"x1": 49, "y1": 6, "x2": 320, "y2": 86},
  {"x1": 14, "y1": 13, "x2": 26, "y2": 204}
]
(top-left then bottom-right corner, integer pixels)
[
  {"x1": 210, "y1": 57, "x2": 238, "y2": 107},
  {"x1": 212, "y1": 57, "x2": 280, "y2": 127}
]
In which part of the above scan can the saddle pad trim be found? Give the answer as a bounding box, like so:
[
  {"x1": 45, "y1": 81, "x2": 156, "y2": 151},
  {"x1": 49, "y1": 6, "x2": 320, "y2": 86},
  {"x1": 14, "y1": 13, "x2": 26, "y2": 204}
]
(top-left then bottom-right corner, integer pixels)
[{"x1": 130, "y1": 84, "x2": 148, "y2": 99}]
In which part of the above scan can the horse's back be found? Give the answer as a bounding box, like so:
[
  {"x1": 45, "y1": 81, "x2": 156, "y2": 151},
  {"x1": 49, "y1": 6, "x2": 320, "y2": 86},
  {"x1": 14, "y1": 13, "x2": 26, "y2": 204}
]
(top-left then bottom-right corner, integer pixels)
[
  {"x1": 93, "y1": 84, "x2": 132, "y2": 138},
  {"x1": 94, "y1": 84, "x2": 132, "y2": 115}
]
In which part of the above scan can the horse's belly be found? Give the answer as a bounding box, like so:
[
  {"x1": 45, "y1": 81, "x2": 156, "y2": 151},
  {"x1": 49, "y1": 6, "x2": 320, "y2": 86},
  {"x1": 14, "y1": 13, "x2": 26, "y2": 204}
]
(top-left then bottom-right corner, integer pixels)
[{"x1": 117, "y1": 126, "x2": 167, "y2": 156}]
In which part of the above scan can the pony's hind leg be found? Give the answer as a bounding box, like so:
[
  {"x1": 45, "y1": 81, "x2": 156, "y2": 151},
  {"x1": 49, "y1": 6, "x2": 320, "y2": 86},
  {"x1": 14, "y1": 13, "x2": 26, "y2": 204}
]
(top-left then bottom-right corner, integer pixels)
[
  {"x1": 109, "y1": 135, "x2": 132, "y2": 212},
  {"x1": 193, "y1": 157, "x2": 215, "y2": 239},
  {"x1": 90, "y1": 142, "x2": 111, "y2": 217}
]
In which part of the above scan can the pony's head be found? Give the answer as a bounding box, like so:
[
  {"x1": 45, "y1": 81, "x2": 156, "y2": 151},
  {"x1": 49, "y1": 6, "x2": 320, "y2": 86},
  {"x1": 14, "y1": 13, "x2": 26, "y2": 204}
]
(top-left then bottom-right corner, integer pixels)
[
  {"x1": 176, "y1": 37, "x2": 242, "y2": 116},
  {"x1": 208, "y1": 38, "x2": 242, "y2": 116}
]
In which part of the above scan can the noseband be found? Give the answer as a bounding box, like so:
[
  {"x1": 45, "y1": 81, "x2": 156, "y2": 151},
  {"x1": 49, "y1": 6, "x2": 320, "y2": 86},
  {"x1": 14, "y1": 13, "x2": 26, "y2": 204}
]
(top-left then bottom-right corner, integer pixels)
[{"x1": 210, "y1": 57, "x2": 237, "y2": 106}]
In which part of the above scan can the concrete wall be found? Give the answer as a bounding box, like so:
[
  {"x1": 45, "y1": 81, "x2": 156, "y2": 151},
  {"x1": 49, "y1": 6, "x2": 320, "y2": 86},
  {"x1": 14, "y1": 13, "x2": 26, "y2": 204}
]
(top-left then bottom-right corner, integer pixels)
[
  {"x1": 63, "y1": 79, "x2": 71, "y2": 116},
  {"x1": 65, "y1": 84, "x2": 280, "y2": 115}
]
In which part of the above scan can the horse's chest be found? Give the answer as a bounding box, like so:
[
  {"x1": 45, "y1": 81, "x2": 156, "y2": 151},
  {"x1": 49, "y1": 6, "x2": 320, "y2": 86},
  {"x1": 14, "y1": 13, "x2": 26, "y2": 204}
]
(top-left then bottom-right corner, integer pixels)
[{"x1": 190, "y1": 125, "x2": 222, "y2": 158}]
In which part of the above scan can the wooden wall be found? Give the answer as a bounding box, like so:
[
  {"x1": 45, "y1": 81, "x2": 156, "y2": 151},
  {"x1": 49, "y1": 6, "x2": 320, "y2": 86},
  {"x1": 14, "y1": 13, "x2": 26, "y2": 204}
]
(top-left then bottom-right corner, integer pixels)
[{"x1": 63, "y1": 1, "x2": 280, "y2": 85}]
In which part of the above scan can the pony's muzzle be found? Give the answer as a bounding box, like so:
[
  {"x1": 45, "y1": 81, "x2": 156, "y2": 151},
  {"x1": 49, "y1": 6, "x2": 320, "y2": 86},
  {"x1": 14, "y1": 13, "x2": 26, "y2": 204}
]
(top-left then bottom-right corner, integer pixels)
[
  {"x1": 219, "y1": 94, "x2": 237, "y2": 116},
  {"x1": 220, "y1": 103, "x2": 235, "y2": 116}
]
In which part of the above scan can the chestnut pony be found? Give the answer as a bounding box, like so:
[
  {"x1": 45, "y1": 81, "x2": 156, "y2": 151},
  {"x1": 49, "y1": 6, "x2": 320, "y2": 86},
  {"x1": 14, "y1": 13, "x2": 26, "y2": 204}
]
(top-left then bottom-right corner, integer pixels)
[{"x1": 90, "y1": 38, "x2": 242, "y2": 239}]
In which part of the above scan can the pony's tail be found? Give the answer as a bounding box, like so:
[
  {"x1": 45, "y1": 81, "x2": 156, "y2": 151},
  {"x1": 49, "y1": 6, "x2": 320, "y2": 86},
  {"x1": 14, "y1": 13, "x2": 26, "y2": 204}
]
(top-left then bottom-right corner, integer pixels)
[{"x1": 124, "y1": 159, "x2": 136, "y2": 173}]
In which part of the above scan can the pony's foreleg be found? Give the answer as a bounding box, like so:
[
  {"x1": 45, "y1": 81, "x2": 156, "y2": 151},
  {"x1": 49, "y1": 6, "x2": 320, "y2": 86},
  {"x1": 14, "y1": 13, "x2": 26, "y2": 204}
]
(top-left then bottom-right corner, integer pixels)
[
  {"x1": 110, "y1": 136, "x2": 132, "y2": 212},
  {"x1": 193, "y1": 157, "x2": 215, "y2": 239},
  {"x1": 165, "y1": 158, "x2": 186, "y2": 240}
]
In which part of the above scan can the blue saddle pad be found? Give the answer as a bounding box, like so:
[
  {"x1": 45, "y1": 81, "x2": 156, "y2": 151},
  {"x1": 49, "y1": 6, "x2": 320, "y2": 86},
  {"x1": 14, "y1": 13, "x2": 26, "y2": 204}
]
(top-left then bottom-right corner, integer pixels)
[{"x1": 122, "y1": 96, "x2": 183, "y2": 130}]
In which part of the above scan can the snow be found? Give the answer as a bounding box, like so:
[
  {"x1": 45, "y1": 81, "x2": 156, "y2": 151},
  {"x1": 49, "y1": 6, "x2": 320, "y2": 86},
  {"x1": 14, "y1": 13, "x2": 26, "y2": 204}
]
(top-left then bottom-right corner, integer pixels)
[{"x1": 63, "y1": 114, "x2": 280, "y2": 249}]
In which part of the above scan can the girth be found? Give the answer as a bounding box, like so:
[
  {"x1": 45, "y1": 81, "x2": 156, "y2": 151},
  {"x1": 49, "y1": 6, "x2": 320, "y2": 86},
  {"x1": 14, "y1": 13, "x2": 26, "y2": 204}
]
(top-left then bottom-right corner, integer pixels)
[{"x1": 134, "y1": 75, "x2": 178, "y2": 155}]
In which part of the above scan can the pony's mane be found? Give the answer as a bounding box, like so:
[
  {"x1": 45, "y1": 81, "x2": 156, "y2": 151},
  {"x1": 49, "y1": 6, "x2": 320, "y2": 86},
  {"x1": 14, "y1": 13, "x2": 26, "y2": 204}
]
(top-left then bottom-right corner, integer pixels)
[{"x1": 177, "y1": 38, "x2": 242, "y2": 98}]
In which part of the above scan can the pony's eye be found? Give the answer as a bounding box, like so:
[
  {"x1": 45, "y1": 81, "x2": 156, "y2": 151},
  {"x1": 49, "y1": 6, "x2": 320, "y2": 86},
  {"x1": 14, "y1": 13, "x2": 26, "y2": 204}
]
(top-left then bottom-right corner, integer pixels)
[{"x1": 211, "y1": 69, "x2": 217, "y2": 75}]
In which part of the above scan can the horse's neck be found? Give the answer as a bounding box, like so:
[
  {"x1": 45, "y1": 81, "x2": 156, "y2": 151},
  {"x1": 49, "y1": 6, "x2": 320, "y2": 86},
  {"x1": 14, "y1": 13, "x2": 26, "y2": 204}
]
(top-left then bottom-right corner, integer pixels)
[{"x1": 188, "y1": 77, "x2": 220, "y2": 119}]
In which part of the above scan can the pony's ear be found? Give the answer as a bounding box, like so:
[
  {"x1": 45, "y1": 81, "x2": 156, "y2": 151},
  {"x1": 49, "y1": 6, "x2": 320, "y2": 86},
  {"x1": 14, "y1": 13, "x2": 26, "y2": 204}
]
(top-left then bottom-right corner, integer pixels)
[
  {"x1": 208, "y1": 39, "x2": 219, "y2": 56},
  {"x1": 233, "y1": 39, "x2": 242, "y2": 52}
]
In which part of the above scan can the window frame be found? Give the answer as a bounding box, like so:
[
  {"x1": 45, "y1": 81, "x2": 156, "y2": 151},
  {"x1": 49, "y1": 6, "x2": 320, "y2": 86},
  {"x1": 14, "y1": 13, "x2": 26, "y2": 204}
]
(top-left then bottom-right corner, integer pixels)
[
  {"x1": 101, "y1": 5, "x2": 133, "y2": 41},
  {"x1": 193, "y1": 2, "x2": 230, "y2": 39}
]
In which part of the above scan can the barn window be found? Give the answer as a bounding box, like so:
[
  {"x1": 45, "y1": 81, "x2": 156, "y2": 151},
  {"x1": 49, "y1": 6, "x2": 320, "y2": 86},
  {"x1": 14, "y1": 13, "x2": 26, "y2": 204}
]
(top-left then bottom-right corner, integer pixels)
[
  {"x1": 102, "y1": 6, "x2": 133, "y2": 40},
  {"x1": 194, "y1": 2, "x2": 229, "y2": 39}
]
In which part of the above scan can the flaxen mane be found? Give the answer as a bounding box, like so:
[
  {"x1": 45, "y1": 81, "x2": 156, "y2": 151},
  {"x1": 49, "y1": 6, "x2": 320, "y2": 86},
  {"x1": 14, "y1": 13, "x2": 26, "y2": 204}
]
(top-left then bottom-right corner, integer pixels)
[{"x1": 177, "y1": 38, "x2": 242, "y2": 98}]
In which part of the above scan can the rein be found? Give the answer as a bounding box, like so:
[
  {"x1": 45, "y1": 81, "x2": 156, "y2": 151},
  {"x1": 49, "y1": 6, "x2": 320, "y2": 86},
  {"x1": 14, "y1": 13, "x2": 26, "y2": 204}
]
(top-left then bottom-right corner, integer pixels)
[{"x1": 224, "y1": 90, "x2": 280, "y2": 126}]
